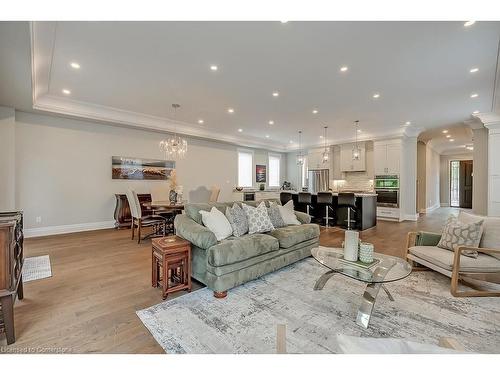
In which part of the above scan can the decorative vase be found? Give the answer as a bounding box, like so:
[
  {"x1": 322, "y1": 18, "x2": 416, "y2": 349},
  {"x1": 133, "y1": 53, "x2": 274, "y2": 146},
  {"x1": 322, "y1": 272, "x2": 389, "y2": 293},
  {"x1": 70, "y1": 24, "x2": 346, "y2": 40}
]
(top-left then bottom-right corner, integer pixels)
[
  {"x1": 343, "y1": 230, "x2": 359, "y2": 261},
  {"x1": 259, "y1": 184, "x2": 265, "y2": 191},
  {"x1": 169, "y1": 190, "x2": 178, "y2": 204},
  {"x1": 359, "y1": 242, "x2": 374, "y2": 263}
]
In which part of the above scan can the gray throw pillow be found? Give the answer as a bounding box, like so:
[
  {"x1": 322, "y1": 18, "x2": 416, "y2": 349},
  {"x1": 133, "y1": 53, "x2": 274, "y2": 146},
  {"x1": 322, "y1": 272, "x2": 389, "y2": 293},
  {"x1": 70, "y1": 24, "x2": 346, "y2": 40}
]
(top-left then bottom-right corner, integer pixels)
[
  {"x1": 242, "y1": 202, "x2": 275, "y2": 234},
  {"x1": 225, "y1": 203, "x2": 248, "y2": 237},
  {"x1": 437, "y1": 215, "x2": 484, "y2": 258},
  {"x1": 267, "y1": 203, "x2": 286, "y2": 228}
]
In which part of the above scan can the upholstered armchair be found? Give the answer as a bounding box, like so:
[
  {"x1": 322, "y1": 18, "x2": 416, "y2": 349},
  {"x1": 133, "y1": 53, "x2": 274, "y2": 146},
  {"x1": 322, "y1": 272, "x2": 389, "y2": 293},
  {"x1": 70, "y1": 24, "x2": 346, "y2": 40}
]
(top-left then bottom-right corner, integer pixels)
[{"x1": 406, "y1": 211, "x2": 500, "y2": 297}]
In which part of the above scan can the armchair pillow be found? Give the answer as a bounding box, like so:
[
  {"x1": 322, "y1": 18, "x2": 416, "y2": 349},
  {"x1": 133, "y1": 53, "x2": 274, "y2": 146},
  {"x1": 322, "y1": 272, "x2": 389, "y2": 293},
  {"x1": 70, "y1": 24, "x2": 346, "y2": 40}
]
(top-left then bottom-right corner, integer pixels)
[
  {"x1": 437, "y1": 215, "x2": 483, "y2": 258},
  {"x1": 242, "y1": 202, "x2": 275, "y2": 234},
  {"x1": 278, "y1": 200, "x2": 301, "y2": 226},
  {"x1": 225, "y1": 203, "x2": 249, "y2": 237},
  {"x1": 200, "y1": 206, "x2": 233, "y2": 241}
]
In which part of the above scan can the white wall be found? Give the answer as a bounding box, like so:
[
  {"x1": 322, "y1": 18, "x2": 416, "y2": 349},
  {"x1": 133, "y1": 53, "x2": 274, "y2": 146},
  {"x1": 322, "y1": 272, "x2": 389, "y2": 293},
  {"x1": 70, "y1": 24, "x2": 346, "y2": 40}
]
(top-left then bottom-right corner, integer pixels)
[
  {"x1": 416, "y1": 141, "x2": 426, "y2": 213},
  {"x1": 439, "y1": 153, "x2": 473, "y2": 207},
  {"x1": 472, "y1": 127, "x2": 488, "y2": 215},
  {"x1": 14, "y1": 111, "x2": 286, "y2": 230},
  {"x1": 0, "y1": 106, "x2": 16, "y2": 211},
  {"x1": 425, "y1": 145, "x2": 441, "y2": 210}
]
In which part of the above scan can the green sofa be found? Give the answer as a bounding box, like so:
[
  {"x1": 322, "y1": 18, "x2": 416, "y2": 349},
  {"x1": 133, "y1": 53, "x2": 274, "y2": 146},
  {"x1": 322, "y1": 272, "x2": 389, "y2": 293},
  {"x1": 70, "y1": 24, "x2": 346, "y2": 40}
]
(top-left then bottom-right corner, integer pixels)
[{"x1": 174, "y1": 200, "x2": 320, "y2": 297}]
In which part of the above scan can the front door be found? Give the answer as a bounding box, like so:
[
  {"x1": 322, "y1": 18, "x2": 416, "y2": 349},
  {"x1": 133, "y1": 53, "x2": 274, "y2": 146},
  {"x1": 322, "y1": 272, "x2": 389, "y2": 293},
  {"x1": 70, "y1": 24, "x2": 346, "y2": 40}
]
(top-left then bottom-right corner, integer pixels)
[{"x1": 459, "y1": 160, "x2": 473, "y2": 209}]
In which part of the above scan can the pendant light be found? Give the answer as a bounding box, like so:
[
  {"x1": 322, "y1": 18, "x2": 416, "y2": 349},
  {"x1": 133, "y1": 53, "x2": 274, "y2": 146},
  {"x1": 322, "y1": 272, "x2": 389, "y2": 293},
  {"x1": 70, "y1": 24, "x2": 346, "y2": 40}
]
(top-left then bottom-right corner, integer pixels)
[
  {"x1": 296, "y1": 130, "x2": 304, "y2": 166},
  {"x1": 159, "y1": 104, "x2": 188, "y2": 159},
  {"x1": 322, "y1": 126, "x2": 329, "y2": 163},
  {"x1": 352, "y1": 120, "x2": 361, "y2": 161}
]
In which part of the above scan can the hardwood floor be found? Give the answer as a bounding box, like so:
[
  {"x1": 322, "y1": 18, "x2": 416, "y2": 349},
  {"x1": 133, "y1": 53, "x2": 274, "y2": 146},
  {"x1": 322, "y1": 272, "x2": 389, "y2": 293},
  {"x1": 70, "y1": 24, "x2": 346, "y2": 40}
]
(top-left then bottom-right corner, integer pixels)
[{"x1": 0, "y1": 208, "x2": 458, "y2": 353}]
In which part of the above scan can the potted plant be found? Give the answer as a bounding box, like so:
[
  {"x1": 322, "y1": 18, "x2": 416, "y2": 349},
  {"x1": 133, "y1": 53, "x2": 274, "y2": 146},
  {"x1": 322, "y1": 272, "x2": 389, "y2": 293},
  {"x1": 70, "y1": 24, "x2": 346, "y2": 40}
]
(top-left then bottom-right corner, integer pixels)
[{"x1": 259, "y1": 183, "x2": 265, "y2": 191}]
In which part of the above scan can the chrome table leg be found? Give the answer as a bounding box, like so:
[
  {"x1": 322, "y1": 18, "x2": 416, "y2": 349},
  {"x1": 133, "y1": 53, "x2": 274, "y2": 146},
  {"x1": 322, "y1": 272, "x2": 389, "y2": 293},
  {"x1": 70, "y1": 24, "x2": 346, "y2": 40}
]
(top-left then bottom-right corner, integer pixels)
[
  {"x1": 314, "y1": 270, "x2": 336, "y2": 290},
  {"x1": 382, "y1": 284, "x2": 395, "y2": 301},
  {"x1": 356, "y1": 282, "x2": 381, "y2": 328}
]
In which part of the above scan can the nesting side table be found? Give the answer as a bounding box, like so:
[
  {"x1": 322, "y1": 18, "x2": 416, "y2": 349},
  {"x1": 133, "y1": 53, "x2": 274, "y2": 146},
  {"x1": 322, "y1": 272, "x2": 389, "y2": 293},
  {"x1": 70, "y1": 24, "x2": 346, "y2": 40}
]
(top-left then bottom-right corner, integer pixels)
[{"x1": 151, "y1": 236, "x2": 191, "y2": 299}]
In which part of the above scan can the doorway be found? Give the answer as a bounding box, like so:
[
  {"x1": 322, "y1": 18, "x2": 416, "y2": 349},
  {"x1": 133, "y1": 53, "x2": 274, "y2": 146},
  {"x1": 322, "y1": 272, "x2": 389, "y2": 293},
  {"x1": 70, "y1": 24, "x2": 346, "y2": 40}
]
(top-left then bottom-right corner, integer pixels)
[{"x1": 450, "y1": 160, "x2": 473, "y2": 208}]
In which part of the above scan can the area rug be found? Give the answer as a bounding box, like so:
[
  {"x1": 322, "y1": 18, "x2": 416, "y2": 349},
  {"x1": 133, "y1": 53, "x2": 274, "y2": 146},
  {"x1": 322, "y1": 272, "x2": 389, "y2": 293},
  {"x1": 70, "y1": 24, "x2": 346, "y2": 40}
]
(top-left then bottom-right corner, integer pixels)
[
  {"x1": 137, "y1": 258, "x2": 500, "y2": 354},
  {"x1": 22, "y1": 255, "x2": 52, "y2": 282}
]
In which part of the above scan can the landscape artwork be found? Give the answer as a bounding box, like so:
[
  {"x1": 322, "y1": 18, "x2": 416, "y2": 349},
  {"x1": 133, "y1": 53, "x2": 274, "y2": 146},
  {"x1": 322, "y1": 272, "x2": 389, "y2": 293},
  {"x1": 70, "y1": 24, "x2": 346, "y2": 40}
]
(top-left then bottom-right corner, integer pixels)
[
  {"x1": 256, "y1": 164, "x2": 266, "y2": 183},
  {"x1": 112, "y1": 156, "x2": 175, "y2": 180}
]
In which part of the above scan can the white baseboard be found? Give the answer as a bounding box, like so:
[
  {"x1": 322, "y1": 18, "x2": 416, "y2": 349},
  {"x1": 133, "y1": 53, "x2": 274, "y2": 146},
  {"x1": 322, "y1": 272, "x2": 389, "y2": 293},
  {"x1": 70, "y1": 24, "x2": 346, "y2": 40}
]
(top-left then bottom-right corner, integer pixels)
[
  {"x1": 24, "y1": 220, "x2": 116, "y2": 238},
  {"x1": 403, "y1": 214, "x2": 419, "y2": 221},
  {"x1": 440, "y1": 203, "x2": 450, "y2": 207},
  {"x1": 422, "y1": 203, "x2": 441, "y2": 213}
]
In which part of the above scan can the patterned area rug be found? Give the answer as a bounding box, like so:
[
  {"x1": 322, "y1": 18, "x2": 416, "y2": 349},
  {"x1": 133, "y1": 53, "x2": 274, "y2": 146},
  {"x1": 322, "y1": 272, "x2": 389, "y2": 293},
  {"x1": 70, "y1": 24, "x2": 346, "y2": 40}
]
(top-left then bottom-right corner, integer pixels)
[
  {"x1": 137, "y1": 258, "x2": 500, "y2": 354},
  {"x1": 22, "y1": 255, "x2": 52, "y2": 282}
]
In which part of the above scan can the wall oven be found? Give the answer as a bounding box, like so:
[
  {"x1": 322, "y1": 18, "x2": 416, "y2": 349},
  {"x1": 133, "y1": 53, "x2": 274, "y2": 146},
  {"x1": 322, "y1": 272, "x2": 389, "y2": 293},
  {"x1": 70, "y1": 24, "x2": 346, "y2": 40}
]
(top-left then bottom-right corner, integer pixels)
[{"x1": 375, "y1": 175, "x2": 399, "y2": 208}]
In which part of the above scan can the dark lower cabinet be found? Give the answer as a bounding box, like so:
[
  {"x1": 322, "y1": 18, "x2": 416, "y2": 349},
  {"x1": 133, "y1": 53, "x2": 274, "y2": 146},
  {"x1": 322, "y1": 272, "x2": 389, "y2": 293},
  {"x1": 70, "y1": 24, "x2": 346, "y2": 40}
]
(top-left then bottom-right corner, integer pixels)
[{"x1": 0, "y1": 211, "x2": 24, "y2": 345}]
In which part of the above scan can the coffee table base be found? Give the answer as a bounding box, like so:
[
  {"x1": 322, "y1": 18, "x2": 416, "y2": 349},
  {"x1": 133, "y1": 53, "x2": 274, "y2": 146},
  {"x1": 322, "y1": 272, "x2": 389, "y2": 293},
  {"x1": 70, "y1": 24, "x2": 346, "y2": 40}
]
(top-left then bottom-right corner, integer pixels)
[{"x1": 313, "y1": 270, "x2": 395, "y2": 328}]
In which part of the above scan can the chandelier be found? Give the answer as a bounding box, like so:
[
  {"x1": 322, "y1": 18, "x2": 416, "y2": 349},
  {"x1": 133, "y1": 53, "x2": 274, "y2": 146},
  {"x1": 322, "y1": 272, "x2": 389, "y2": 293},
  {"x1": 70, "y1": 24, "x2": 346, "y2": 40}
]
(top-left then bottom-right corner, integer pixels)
[
  {"x1": 296, "y1": 130, "x2": 304, "y2": 166},
  {"x1": 322, "y1": 126, "x2": 329, "y2": 163},
  {"x1": 352, "y1": 120, "x2": 361, "y2": 161},
  {"x1": 159, "y1": 104, "x2": 188, "y2": 159}
]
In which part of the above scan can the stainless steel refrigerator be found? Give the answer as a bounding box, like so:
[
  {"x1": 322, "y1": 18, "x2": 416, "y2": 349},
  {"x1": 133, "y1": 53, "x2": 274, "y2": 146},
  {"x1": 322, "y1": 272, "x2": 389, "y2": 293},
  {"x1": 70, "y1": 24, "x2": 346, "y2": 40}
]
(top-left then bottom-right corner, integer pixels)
[{"x1": 307, "y1": 169, "x2": 329, "y2": 193}]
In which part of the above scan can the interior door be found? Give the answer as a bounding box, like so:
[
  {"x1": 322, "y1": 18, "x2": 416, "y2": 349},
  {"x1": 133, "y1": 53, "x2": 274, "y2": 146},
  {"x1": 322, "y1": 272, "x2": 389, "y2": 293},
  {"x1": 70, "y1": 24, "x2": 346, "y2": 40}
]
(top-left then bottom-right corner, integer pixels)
[{"x1": 459, "y1": 160, "x2": 473, "y2": 209}]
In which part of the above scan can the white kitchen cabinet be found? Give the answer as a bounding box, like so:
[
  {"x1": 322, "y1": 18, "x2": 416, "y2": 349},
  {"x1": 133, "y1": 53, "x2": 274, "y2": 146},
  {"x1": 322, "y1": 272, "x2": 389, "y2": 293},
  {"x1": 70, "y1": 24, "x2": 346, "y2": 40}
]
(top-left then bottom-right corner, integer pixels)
[
  {"x1": 377, "y1": 207, "x2": 401, "y2": 221},
  {"x1": 340, "y1": 142, "x2": 366, "y2": 172},
  {"x1": 374, "y1": 141, "x2": 401, "y2": 175}
]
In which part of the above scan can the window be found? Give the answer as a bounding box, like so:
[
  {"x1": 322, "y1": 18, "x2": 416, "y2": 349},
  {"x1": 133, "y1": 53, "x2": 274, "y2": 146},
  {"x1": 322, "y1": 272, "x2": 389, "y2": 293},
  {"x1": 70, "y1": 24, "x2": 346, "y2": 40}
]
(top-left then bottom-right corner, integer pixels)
[
  {"x1": 268, "y1": 154, "x2": 281, "y2": 187},
  {"x1": 238, "y1": 150, "x2": 253, "y2": 187}
]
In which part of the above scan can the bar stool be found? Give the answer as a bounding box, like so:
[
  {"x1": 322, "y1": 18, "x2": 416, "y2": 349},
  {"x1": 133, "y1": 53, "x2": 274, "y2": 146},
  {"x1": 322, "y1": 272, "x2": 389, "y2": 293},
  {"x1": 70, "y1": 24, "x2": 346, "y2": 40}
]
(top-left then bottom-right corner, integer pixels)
[
  {"x1": 317, "y1": 192, "x2": 334, "y2": 227},
  {"x1": 298, "y1": 192, "x2": 313, "y2": 215},
  {"x1": 280, "y1": 192, "x2": 293, "y2": 206},
  {"x1": 337, "y1": 193, "x2": 357, "y2": 230}
]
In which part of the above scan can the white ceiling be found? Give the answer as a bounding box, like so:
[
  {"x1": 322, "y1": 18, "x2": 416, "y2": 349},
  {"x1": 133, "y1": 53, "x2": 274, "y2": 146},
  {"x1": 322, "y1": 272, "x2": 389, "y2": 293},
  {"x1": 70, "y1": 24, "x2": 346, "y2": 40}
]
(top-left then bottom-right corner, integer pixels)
[
  {"x1": 419, "y1": 125, "x2": 474, "y2": 154},
  {"x1": 1, "y1": 21, "x2": 500, "y2": 152}
]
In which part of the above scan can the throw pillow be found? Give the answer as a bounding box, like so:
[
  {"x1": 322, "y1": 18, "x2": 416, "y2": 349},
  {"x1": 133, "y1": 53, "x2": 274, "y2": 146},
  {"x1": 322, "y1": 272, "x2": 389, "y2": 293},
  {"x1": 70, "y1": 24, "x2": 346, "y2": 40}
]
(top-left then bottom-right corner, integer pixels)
[
  {"x1": 278, "y1": 200, "x2": 301, "y2": 225},
  {"x1": 437, "y1": 215, "x2": 484, "y2": 258},
  {"x1": 242, "y1": 202, "x2": 275, "y2": 234},
  {"x1": 200, "y1": 206, "x2": 233, "y2": 241},
  {"x1": 267, "y1": 202, "x2": 286, "y2": 228},
  {"x1": 225, "y1": 203, "x2": 249, "y2": 237}
]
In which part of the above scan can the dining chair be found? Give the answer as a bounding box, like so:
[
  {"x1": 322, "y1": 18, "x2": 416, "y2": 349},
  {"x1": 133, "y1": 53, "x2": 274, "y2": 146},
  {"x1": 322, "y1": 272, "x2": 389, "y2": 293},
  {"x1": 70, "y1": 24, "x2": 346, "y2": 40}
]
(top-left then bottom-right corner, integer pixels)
[
  {"x1": 209, "y1": 186, "x2": 221, "y2": 202},
  {"x1": 126, "y1": 189, "x2": 166, "y2": 244}
]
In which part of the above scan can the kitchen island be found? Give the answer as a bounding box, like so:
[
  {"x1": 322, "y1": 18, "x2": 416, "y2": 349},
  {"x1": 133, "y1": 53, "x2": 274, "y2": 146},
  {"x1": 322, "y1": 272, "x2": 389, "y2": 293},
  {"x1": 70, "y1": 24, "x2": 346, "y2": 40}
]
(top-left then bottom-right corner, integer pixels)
[{"x1": 290, "y1": 192, "x2": 377, "y2": 231}]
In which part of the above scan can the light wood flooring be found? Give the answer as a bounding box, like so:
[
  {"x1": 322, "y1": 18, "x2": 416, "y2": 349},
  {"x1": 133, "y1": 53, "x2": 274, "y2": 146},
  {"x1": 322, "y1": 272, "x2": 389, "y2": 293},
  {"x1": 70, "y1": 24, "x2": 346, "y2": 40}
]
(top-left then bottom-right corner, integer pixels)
[{"x1": 0, "y1": 208, "x2": 458, "y2": 353}]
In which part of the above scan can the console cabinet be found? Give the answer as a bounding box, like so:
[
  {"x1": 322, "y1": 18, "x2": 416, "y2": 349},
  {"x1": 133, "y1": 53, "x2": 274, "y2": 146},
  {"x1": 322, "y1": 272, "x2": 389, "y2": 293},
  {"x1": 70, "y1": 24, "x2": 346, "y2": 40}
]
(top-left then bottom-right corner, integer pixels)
[{"x1": 0, "y1": 211, "x2": 24, "y2": 345}]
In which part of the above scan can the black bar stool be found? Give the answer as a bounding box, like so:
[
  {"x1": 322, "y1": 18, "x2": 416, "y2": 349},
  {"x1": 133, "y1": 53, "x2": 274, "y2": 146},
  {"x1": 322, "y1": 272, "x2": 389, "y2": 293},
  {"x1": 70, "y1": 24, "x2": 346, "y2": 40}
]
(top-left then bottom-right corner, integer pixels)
[
  {"x1": 317, "y1": 192, "x2": 334, "y2": 227},
  {"x1": 298, "y1": 192, "x2": 313, "y2": 215},
  {"x1": 337, "y1": 193, "x2": 357, "y2": 230},
  {"x1": 280, "y1": 192, "x2": 293, "y2": 206}
]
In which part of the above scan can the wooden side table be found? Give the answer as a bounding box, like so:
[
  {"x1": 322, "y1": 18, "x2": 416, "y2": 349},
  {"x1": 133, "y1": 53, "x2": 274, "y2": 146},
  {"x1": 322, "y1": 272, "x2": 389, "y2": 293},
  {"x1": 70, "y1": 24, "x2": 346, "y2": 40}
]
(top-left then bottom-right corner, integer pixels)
[{"x1": 151, "y1": 236, "x2": 191, "y2": 299}]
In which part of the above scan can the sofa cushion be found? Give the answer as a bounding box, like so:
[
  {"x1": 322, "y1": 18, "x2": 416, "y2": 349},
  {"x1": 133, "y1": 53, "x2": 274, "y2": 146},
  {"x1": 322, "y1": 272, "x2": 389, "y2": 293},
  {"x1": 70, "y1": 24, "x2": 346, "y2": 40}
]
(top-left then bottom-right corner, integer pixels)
[
  {"x1": 268, "y1": 223, "x2": 320, "y2": 249},
  {"x1": 242, "y1": 202, "x2": 275, "y2": 234},
  {"x1": 409, "y1": 245, "x2": 500, "y2": 273},
  {"x1": 200, "y1": 206, "x2": 233, "y2": 241},
  {"x1": 185, "y1": 203, "x2": 230, "y2": 225},
  {"x1": 207, "y1": 233, "x2": 279, "y2": 267},
  {"x1": 458, "y1": 211, "x2": 500, "y2": 259},
  {"x1": 267, "y1": 203, "x2": 286, "y2": 228},
  {"x1": 225, "y1": 203, "x2": 249, "y2": 237}
]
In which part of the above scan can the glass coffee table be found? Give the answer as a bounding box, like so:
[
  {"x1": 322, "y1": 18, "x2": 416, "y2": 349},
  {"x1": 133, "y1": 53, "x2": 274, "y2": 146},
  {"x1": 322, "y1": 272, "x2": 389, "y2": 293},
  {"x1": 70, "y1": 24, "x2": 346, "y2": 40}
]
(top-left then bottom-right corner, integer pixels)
[{"x1": 311, "y1": 246, "x2": 412, "y2": 328}]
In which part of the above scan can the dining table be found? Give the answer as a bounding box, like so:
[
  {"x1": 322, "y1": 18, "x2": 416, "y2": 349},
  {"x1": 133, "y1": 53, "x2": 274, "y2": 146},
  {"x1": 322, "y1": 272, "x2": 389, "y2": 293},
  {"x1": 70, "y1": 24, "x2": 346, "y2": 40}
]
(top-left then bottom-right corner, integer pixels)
[{"x1": 142, "y1": 201, "x2": 185, "y2": 236}]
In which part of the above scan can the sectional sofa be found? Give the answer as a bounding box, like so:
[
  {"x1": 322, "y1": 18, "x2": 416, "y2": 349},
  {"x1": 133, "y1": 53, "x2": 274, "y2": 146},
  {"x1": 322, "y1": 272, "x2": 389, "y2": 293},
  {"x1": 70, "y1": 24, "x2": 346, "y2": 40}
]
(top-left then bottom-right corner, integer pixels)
[{"x1": 174, "y1": 200, "x2": 320, "y2": 297}]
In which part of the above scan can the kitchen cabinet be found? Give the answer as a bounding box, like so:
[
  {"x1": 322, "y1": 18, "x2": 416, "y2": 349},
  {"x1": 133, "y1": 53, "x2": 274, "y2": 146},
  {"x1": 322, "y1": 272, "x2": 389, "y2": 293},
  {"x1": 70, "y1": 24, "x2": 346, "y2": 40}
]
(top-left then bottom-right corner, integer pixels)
[
  {"x1": 340, "y1": 142, "x2": 366, "y2": 172},
  {"x1": 374, "y1": 141, "x2": 401, "y2": 175}
]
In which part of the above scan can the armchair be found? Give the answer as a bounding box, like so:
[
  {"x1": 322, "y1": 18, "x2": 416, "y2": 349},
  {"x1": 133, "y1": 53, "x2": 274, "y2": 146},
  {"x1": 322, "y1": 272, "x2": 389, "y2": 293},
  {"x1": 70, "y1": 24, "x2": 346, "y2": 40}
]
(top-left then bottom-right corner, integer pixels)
[{"x1": 406, "y1": 211, "x2": 500, "y2": 297}]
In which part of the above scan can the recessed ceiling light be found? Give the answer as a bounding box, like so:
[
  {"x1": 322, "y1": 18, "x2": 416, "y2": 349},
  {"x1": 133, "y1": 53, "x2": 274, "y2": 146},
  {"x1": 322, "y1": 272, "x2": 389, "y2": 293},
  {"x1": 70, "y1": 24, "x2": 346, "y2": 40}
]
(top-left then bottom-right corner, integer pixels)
[
  {"x1": 372, "y1": 93, "x2": 380, "y2": 99},
  {"x1": 62, "y1": 89, "x2": 71, "y2": 95},
  {"x1": 210, "y1": 65, "x2": 218, "y2": 71},
  {"x1": 464, "y1": 21, "x2": 476, "y2": 27},
  {"x1": 70, "y1": 62, "x2": 80, "y2": 69},
  {"x1": 473, "y1": 110, "x2": 479, "y2": 114},
  {"x1": 446, "y1": 134, "x2": 451, "y2": 138},
  {"x1": 312, "y1": 109, "x2": 318, "y2": 114},
  {"x1": 265, "y1": 135, "x2": 270, "y2": 138},
  {"x1": 272, "y1": 91, "x2": 279, "y2": 97},
  {"x1": 198, "y1": 119, "x2": 204, "y2": 124},
  {"x1": 470, "y1": 67, "x2": 479, "y2": 73},
  {"x1": 227, "y1": 108, "x2": 234, "y2": 113},
  {"x1": 238, "y1": 128, "x2": 243, "y2": 132},
  {"x1": 268, "y1": 120, "x2": 274, "y2": 125},
  {"x1": 289, "y1": 140, "x2": 293, "y2": 144},
  {"x1": 442, "y1": 130, "x2": 448, "y2": 133},
  {"x1": 470, "y1": 93, "x2": 478, "y2": 98},
  {"x1": 340, "y1": 66, "x2": 348, "y2": 72},
  {"x1": 405, "y1": 121, "x2": 411, "y2": 126},
  {"x1": 357, "y1": 129, "x2": 362, "y2": 133},
  {"x1": 449, "y1": 139, "x2": 455, "y2": 142},
  {"x1": 319, "y1": 135, "x2": 324, "y2": 139}
]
